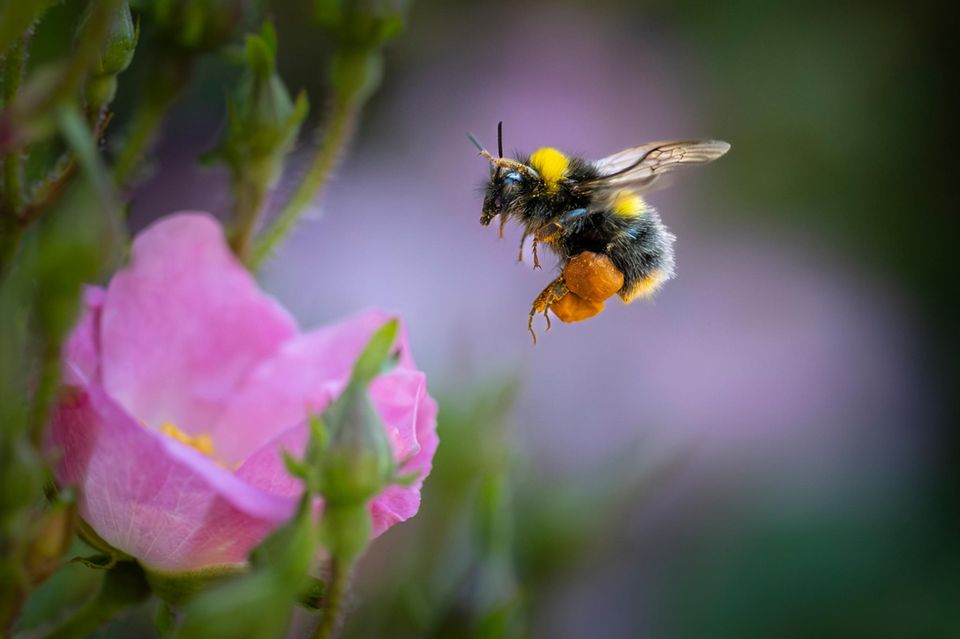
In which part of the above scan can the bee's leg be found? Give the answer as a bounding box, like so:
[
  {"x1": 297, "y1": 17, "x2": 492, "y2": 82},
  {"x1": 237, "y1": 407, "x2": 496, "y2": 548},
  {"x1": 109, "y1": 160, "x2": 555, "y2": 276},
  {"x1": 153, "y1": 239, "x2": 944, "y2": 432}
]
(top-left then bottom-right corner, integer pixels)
[
  {"x1": 518, "y1": 231, "x2": 528, "y2": 263},
  {"x1": 539, "y1": 208, "x2": 589, "y2": 245},
  {"x1": 531, "y1": 236, "x2": 541, "y2": 270},
  {"x1": 527, "y1": 276, "x2": 569, "y2": 344},
  {"x1": 498, "y1": 212, "x2": 508, "y2": 239}
]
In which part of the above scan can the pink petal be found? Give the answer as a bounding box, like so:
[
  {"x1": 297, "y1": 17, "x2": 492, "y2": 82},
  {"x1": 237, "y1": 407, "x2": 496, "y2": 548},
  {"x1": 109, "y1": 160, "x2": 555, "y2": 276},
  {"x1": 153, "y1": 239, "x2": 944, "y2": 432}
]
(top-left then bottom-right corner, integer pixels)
[
  {"x1": 48, "y1": 383, "x2": 297, "y2": 572},
  {"x1": 212, "y1": 309, "x2": 415, "y2": 465},
  {"x1": 371, "y1": 376, "x2": 438, "y2": 536},
  {"x1": 99, "y1": 213, "x2": 297, "y2": 435},
  {"x1": 62, "y1": 287, "x2": 106, "y2": 386}
]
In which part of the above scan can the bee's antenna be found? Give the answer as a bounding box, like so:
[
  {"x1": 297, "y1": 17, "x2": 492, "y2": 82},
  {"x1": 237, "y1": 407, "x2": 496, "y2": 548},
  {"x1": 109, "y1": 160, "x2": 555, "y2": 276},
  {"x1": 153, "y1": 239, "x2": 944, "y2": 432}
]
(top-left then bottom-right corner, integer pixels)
[
  {"x1": 466, "y1": 132, "x2": 485, "y2": 152},
  {"x1": 469, "y1": 125, "x2": 532, "y2": 178},
  {"x1": 497, "y1": 121, "x2": 503, "y2": 159},
  {"x1": 495, "y1": 121, "x2": 504, "y2": 179}
]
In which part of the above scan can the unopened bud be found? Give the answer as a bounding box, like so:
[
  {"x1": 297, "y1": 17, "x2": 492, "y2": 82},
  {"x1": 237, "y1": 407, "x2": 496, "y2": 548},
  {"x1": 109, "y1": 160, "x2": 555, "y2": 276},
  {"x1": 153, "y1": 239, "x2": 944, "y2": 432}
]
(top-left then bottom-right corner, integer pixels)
[
  {"x1": 320, "y1": 385, "x2": 394, "y2": 506},
  {"x1": 150, "y1": 0, "x2": 247, "y2": 53},
  {"x1": 210, "y1": 25, "x2": 308, "y2": 185},
  {"x1": 92, "y1": 2, "x2": 138, "y2": 77}
]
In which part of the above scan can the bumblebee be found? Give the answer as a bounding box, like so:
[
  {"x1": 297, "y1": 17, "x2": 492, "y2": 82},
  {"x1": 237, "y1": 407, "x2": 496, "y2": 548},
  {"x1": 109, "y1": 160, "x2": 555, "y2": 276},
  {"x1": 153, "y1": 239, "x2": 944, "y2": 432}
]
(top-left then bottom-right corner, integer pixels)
[{"x1": 471, "y1": 123, "x2": 729, "y2": 342}]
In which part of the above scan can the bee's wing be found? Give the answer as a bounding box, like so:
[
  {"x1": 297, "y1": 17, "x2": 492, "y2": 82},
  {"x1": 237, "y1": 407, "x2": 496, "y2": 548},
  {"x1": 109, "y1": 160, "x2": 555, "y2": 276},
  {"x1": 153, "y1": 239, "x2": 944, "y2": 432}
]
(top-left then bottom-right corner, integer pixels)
[{"x1": 578, "y1": 139, "x2": 730, "y2": 194}]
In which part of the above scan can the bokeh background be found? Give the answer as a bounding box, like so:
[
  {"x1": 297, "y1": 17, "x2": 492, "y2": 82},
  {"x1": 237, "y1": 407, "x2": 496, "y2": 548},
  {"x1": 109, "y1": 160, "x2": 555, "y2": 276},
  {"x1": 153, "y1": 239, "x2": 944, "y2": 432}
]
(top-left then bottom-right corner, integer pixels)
[{"x1": 24, "y1": 0, "x2": 958, "y2": 637}]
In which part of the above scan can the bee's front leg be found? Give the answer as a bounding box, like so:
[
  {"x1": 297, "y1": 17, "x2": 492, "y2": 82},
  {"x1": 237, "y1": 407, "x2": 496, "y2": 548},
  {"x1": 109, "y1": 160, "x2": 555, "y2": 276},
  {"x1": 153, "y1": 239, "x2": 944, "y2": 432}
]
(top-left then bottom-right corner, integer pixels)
[
  {"x1": 537, "y1": 208, "x2": 589, "y2": 245},
  {"x1": 528, "y1": 276, "x2": 569, "y2": 344}
]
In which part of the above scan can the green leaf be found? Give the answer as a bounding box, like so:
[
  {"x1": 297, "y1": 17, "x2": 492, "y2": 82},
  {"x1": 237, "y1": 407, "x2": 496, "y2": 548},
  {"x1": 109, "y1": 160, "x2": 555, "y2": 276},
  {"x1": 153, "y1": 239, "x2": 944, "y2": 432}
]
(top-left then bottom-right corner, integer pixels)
[
  {"x1": 0, "y1": 0, "x2": 57, "y2": 57},
  {"x1": 57, "y1": 104, "x2": 121, "y2": 222},
  {"x1": 41, "y1": 561, "x2": 151, "y2": 639}
]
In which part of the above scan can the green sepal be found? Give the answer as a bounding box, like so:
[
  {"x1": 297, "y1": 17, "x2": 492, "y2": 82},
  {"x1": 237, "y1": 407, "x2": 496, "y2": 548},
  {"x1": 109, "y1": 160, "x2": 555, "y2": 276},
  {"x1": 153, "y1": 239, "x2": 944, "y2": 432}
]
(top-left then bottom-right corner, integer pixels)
[
  {"x1": 393, "y1": 470, "x2": 422, "y2": 488},
  {"x1": 350, "y1": 318, "x2": 399, "y2": 387},
  {"x1": 145, "y1": 564, "x2": 246, "y2": 607},
  {"x1": 282, "y1": 449, "x2": 310, "y2": 480},
  {"x1": 71, "y1": 553, "x2": 116, "y2": 571}
]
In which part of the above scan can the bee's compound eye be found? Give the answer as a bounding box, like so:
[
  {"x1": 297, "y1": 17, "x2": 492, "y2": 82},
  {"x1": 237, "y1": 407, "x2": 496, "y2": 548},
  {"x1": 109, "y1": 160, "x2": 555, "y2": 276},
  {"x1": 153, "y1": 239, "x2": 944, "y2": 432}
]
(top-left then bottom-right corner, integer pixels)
[{"x1": 503, "y1": 171, "x2": 522, "y2": 185}]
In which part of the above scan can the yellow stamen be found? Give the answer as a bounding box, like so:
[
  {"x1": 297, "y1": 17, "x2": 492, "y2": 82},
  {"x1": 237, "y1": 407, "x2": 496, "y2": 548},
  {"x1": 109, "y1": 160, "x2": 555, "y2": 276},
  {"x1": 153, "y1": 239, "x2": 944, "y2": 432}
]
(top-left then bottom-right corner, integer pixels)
[{"x1": 158, "y1": 422, "x2": 216, "y2": 457}]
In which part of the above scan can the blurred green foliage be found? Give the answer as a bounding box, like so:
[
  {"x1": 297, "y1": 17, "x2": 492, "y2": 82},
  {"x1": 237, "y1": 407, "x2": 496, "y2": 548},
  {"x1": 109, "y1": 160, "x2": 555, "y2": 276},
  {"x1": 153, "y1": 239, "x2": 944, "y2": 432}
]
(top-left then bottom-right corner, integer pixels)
[
  {"x1": 2, "y1": 0, "x2": 957, "y2": 637},
  {"x1": 2, "y1": 0, "x2": 409, "y2": 635},
  {"x1": 341, "y1": 381, "x2": 679, "y2": 639}
]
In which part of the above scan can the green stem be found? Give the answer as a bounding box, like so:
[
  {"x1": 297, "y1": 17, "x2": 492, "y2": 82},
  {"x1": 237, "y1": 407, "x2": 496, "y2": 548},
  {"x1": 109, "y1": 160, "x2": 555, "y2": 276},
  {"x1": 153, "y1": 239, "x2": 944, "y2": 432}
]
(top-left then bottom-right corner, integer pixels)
[
  {"x1": 0, "y1": 152, "x2": 76, "y2": 277},
  {"x1": 2, "y1": 35, "x2": 27, "y2": 214},
  {"x1": 313, "y1": 558, "x2": 350, "y2": 639},
  {"x1": 27, "y1": 338, "x2": 61, "y2": 447},
  {"x1": 250, "y1": 98, "x2": 359, "y2": 269},
  {"x1": 230, "y1": 170, "x2": 270, "y2": 265},
  {"x1": 0, "y1": 214, "x2": 24, "y2": 276},
  {"x1": 111, "y1": 102, "x2": 164, "y2": 188}
]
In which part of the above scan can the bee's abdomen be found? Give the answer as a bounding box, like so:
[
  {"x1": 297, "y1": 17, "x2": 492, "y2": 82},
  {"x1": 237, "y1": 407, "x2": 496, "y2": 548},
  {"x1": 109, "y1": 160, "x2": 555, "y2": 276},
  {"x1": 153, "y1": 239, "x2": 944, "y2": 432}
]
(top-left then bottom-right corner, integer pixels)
[{"x1": 604, "y1": 207, "x2": 675, "y2": 301}]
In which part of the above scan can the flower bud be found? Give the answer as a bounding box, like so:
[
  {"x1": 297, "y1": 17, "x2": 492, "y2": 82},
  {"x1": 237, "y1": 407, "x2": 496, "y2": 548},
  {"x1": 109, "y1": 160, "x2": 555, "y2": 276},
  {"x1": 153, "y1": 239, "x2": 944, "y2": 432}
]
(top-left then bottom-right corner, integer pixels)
[
  {"x1": 315, "y1": 0, "x2": 406, "y2": 105},
  {"x1": 320, "y1": 385, "x2": 394, "y2": 506},
  {"x1": 91, "y1": 1, "x2": 138, "y2": 77},
  {"x1": 149, "y1": 0, "x2": 248, "y2": 53},
  {"x1": 210, "y1": 25, "x2": 308, "y2": 187},
  {"x1": 81, "y1": 1, "x2": 138, "y2": 115},
  {"x1": 307, "y1": 320, "x2": 401, "y2": 561},
  {"x1": 314, "y1": 0, "x2": 406, "y2": 47}
]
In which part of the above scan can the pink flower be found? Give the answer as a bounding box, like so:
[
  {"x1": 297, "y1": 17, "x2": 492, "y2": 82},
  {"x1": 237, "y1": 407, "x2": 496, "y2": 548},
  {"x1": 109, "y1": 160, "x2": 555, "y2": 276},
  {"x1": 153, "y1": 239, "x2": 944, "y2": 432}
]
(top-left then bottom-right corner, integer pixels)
[{"x1": 48, "y1": 213, "x2": 437, "y2": 573}]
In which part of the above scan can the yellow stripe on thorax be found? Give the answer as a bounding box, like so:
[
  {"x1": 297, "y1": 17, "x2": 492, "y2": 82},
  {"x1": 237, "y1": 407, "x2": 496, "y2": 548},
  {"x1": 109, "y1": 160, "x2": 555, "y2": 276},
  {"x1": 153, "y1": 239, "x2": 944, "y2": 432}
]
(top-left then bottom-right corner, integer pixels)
[
  {"x1": 611, "y1": 190, "x2": 646, "y2": 217},
  {"x1": 529, "y1": 147, "x2": 569, "y2": 192}
]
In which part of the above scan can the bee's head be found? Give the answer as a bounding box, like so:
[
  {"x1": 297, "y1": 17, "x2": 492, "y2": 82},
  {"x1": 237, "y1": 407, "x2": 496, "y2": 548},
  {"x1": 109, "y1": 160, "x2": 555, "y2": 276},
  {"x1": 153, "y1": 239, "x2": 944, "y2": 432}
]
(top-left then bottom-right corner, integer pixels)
[
  {"x1": 481, "y1": 169, "x2": 525, "y2": 226},
  {"x1": 472, "y1": 122, "x2": 537, "y2": 227}
]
